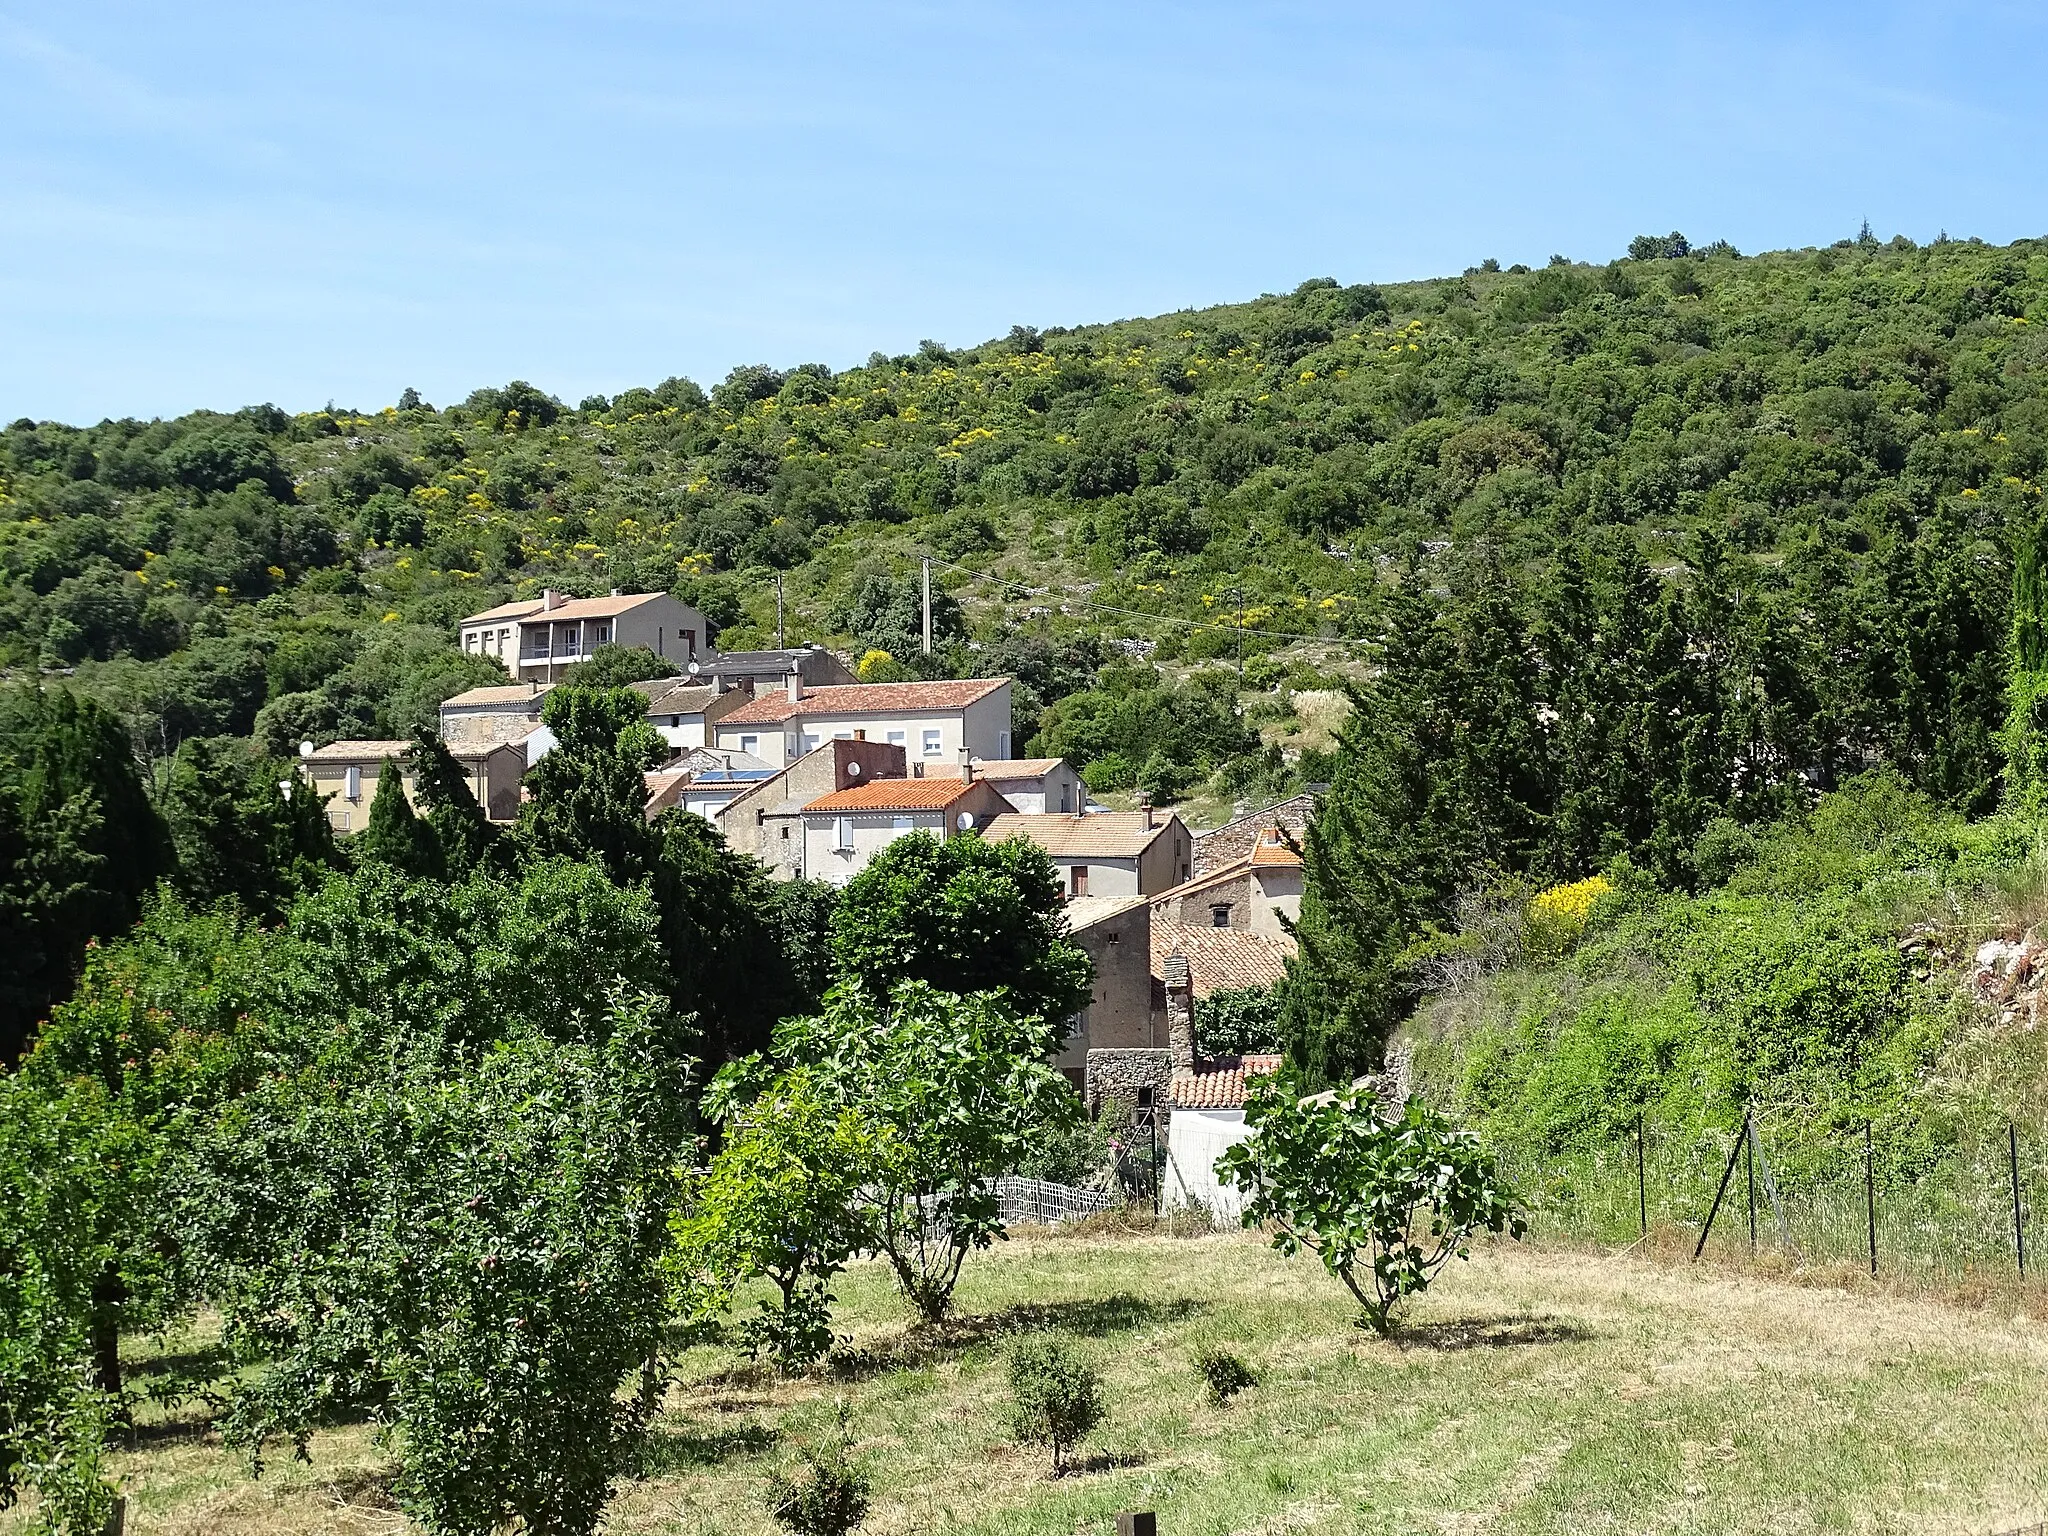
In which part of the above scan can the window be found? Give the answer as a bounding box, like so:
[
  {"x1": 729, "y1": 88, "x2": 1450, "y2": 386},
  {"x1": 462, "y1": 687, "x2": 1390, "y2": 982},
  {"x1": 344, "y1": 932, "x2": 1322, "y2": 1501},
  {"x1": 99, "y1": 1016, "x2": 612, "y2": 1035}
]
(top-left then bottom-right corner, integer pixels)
[
  {"x1": 833, "y1": 730, "x2": 852, "y2": 741},
  {"x1": 892, "y1": 815, "x2": 914, "y2": 830},
  {"x1": 886, "y1": 730, "x2": 906, "y2": 747},
  {"x1": 1058, "y1": 785, "x2": 1072, "y2": 813},
  {"x1": 779, "y1": 825, "x2": 789, "y2": 841},
  {"x1": 998, "y1": 731, "x2": 1011, "y2": 758},
  {"x1": 922, "y1": 728, "x2": 942, "y2": 757},
  {"x1": 345, "y1": 765, "x2": 362, "y2": 801},
  {"x1": 682, "y1": 627, "x2": 697, "y2": 656},
  {"x1": 595, "y1": 623, "x2": 611, "y2": 645},
  {"x1": 802, "y1": 733, "x2": 821, "y2": 752},
  {"x1": 1070, "y1": 865, "x2": 1089, "y2": 898},
  {"x1": 1105, "y1": 930, "x2": 1120, "y2": 945},
  {"x1": 833, "y1": 816, "x2": 853, "y2": 852},
  {"x1": 1210, "y1": 903, "x2": 1232, "y2": 927},
  {"x1": 739, "y1": 734, "x2": 759, "y2": 756}
]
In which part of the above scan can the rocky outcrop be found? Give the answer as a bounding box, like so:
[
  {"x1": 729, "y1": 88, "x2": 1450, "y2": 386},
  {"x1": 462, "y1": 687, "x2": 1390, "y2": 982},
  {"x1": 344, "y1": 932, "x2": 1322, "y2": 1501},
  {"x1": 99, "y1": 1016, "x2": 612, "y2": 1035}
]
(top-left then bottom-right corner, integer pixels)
[{"x1": 1903, "y1": 923, "x2": 2048, "y2": 1028}]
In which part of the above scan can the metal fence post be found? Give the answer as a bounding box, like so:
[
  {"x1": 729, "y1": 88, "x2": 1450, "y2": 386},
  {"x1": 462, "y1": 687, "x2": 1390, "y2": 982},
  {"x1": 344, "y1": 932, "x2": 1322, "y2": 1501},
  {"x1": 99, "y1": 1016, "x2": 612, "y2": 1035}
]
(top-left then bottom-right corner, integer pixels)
[
  {"x1": 2013, "y1": 1120, "x2": 2027, "y2": 1279},
  {"x1": 1692, "y1": 1112, "x2": 1750, "y2": 1261},
  {"x1": 1636, "y1": 1112, "x2": 1647, "y2": 1239},
  {"x1": 1745, "y1": 1121, "x2": 1756, "y2": 1253},
  {"x1": 1864, "y1": 1120, "x2": 1877, "y2": 1276}
]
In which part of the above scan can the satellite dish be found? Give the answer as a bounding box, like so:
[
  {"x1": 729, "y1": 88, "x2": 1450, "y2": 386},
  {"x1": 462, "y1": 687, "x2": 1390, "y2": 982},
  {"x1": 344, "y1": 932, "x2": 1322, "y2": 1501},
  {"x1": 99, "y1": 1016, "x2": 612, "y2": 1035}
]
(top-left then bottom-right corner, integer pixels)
[
  {"x1": 957, "y1": 811, "x2": 974, "y2": 831},
  {"x1": 298, "y1": 740, "x2": 315, "y2": 759},
  {"x1": 686, "y1": 660, "x2": 701, "y2": 676},
  {"x1": 847, "y1": 762, "x2": 862, "y2": 777}
]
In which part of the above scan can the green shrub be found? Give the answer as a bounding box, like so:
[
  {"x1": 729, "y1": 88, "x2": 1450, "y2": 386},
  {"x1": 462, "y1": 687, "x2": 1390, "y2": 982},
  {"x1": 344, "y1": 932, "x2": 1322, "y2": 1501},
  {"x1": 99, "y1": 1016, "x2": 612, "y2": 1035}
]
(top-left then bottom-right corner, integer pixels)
[
  {"x1": 1192, "y1": 1346, "x2": 1259, "y2": 1405},
  {"x1": 1007, "y1": 1337, "x2": 1106, "y2": 1475},
  {"x1": 764, "y1": 1412, "x2": 871, "y2": 1536},
  {"x1": 1195, "y1": 987, "x2": 1283, "y2": 1056}
]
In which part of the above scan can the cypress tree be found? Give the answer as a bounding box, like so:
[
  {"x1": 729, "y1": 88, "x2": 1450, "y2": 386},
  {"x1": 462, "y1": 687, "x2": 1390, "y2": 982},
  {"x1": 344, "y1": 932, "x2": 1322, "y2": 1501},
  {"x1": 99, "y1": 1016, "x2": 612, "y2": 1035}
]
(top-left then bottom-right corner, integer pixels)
[
  {"x1": 0, "y1": 686, "x2": 170, "y2": 1059},
  {"x1": 410, "y1": 729, "x2": 500, "y2": 879},
  {"x1": 2004, "y1": 513, "x2": 2048, "y2": 809},
  {"x1": 166, "y1": 738, "x2": 341, "y2": 917},
  {"x1": 356, "y1": 757, "x2": 444, "y2": 881}
]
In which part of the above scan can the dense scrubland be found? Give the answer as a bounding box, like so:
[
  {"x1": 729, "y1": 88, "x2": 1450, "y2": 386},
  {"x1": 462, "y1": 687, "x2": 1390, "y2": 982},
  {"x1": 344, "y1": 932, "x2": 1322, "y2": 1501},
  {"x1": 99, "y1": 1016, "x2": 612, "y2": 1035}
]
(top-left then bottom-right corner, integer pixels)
[{"x1": 13, "y1": 227, "x2": 2048, "y2": 1532}]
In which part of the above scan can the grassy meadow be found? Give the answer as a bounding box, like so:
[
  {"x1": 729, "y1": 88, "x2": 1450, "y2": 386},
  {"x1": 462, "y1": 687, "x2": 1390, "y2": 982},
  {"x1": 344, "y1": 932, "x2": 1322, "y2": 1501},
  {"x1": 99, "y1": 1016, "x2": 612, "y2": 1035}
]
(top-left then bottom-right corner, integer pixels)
[{"x1": 38, "y1": 1227, "x2": 2048, "y2": 1536}]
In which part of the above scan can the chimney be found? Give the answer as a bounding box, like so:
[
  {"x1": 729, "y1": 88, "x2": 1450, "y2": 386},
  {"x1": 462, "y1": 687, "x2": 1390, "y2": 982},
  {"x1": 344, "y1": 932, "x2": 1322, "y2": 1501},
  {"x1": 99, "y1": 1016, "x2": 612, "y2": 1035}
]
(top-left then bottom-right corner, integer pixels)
[
  {"x1": 1137, "y1": 790, "x2": 1154, "y2": 830},
  {"x1": 958, "y1": 746, "x2": 973, "y2": 784},
  {"x1": 542, "y1": 587, "x2": 563, "y2": 611},
  {"x1": 1164, "y1": 953, "x2": 1195, "y2": 1069},
  {"x1": 785, "y1": 669, "x2": 801, "y2": 705},
  {"x1": 608, "y1": 587, "x2": 621, "y2": 598}
]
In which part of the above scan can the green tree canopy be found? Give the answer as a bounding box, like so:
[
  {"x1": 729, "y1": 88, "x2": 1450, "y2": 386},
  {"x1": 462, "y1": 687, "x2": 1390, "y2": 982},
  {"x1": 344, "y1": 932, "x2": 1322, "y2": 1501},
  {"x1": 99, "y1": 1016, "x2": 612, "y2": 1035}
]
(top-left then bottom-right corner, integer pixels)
[{"x1": 831, "y1": 831, "x2": 1091, "y2": 1034}]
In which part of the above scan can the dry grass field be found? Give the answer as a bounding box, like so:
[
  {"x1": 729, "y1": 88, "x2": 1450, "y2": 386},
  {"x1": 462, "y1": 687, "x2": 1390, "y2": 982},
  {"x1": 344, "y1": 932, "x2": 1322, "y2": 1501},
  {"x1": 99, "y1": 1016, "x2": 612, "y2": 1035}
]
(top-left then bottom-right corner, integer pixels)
[{"x1": 26, "y1": 1228, "x2": 2048, "y2": 1536}]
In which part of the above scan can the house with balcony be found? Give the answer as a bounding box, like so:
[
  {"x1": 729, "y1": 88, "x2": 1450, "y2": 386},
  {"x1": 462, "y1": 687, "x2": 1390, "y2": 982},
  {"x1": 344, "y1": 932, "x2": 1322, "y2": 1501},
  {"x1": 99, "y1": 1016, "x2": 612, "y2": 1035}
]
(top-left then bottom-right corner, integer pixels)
[
  {"x1": 798, "y1": 774, "x2": 1015, "y2": 886},
  {"x1": 302, "y1": 738, "x2": 526, "y2": 832},
  {"x1": 711, "y1": 677, "x2": 1012, "y2": 766},
  {"x1": 457, "y1": 589, "x2": 713, "y2": 683}
]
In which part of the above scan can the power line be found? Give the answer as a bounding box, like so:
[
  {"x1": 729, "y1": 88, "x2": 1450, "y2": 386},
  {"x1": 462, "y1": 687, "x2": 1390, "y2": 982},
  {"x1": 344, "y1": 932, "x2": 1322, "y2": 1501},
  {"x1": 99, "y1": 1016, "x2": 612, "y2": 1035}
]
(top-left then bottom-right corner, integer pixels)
[{"x1": 916, "y1": 550, "x2": 1377, "y2": 648}]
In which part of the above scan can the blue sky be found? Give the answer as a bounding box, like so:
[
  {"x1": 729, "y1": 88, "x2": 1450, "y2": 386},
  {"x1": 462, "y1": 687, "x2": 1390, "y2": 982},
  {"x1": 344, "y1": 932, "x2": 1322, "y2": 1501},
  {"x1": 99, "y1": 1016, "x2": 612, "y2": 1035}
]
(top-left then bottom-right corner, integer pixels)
[{"x1": 3, "y1": 1, "x2": 2043, "y2": 424}]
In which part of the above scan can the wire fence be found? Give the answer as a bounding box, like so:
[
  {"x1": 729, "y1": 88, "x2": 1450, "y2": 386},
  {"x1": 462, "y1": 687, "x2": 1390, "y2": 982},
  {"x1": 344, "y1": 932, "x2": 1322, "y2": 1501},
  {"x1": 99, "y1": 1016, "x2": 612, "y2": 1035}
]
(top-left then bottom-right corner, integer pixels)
[
  {"x1": 995, "y1": 1175, "x2": 1120, "y2": 1227},
  {"x1": 1491, "y1": 1112, "x2": 2048, "y2": 1281}
]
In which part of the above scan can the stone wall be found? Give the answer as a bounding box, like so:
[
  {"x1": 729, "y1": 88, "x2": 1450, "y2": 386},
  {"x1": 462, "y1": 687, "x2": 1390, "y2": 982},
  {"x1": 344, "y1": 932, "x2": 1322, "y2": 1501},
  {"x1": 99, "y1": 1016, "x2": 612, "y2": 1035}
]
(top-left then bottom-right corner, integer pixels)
[
  {"x1": 1085, "y1": 1048, "x2": 1175, "y2": 1113},
  {"x1": 1192, "y1": 792, "x2": 1318, "y2": 877}
]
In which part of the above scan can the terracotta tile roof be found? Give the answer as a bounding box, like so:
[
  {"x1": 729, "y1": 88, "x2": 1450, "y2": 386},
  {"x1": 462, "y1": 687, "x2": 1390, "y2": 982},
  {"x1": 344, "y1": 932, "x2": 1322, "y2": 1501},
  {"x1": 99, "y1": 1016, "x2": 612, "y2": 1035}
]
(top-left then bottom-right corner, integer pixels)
[
  {"x1": 803, "y1": 778, "x2": 985, "y2": 813},
  {"x1": 1171, "y1": 1054, "x2": 1282, "y2": 1110},
  {"x1": 1151, "y1": 920, "x2": 1295, "y2": 997},
  {"x1": 514, "y1": 592, "x2": 670, "y2": 623},
  {"x1": 983, "y1": 810, "x2": 1180, "y2": 858},
  {"x1": 1248, "y1": 835, "x2": 1304, "y2": 868},
  {"x1": 461, "y1": 598, "x2": 546, "y2": 624},
  {"x1": 440, "y1": 683, "x2": 553, "y2": 709},
  {"x1": 717, "y1": 678, "x2": 1009, "y2": 726},
  {"x1": 306, "y1": 739, "x2": 414, "y2": 763}
]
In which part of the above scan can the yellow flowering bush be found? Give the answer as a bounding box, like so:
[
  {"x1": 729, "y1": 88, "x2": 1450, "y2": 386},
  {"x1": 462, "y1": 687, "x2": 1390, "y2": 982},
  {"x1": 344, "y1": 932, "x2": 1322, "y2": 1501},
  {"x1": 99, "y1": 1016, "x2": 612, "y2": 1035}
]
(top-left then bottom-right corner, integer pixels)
[{"x1": 1524, "y1": 875, "x2": 1613, "y2": 959}]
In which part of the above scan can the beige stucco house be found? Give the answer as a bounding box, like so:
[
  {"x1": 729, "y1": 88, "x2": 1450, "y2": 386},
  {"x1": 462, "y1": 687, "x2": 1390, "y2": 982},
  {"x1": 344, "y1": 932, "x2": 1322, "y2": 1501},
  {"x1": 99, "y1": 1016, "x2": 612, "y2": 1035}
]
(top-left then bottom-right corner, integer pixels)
[
  {"x1": 303, "y1": 738, "x2": 525, "y2": 832},
  {"x1": 713, "y1": 677, "x2": 1012, "y2": 766},
  {"x1": 798, "y1": 776, "x2": 1015, "y2": 886},
  {"x1": 718, "y1": 737, "x2": 909, "y2": 880},
  {"x1": 437, "y1": 683, "x2": 555, "y2": 763},
  {"x1": 982, "y1": 808, "x2": 1192, "y2": 902},
  {"x1": 458, "y1": 589, "x2": 714, "y2": 683},
  {"x1": 933, "y1": 757, "x2": 1084, "y2": 816},
  {"x1": 629, "y1": 679, "x2": 756, "y2": 751}
]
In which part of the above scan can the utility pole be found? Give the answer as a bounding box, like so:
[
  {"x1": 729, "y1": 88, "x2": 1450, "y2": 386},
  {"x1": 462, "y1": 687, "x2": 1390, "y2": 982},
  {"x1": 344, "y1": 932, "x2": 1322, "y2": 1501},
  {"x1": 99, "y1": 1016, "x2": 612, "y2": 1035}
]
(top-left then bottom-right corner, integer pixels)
[
  {"x1": 1232, "y1": 584, "x2": 1244, "y2": 685},
  {"x1": 775, "y1": 573, "x2": 785, "y2": 650},
  {"x1": 922, "y1": 556, "x2": 933, "y2": 655}
]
